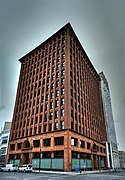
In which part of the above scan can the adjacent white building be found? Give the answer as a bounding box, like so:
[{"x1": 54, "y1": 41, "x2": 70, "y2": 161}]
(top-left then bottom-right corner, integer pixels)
[
  {"x1": 0, "y1": 122, "x2": 11, "y2": 165},
  {"x1": 99, "y1": 72, "x2": 120, "y2": 169}
]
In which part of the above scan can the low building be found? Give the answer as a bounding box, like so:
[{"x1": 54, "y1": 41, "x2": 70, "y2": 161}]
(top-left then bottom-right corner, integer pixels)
[
  {"x1": 0, "y1": 122, "x2": 11, "y2": 165},
  {"x1": 119, "y1": 151, "x2": 125, "y2": 169}
]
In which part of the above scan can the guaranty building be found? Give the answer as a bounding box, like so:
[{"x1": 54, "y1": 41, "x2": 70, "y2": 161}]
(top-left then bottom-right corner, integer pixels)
[{"x1": 7, "y1": 23, "x2": 107, "y2": 171}]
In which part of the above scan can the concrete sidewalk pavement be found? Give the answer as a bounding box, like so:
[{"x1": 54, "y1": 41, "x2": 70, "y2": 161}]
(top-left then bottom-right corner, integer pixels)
[{"x1": 32, "y1": 169, "x2": 122, "y2": 175}]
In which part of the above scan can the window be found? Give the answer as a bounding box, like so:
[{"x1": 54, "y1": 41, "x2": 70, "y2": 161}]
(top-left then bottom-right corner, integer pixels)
[
  {"x1": 57, "y1": 64, "x2": 60, "y2": 70},
  {"x1": 44, "y1": 124, "x2": 47, "y2": 132},
  {"x1": 53, "y1": 43, "x2": 56, "y2": 50},
  {"x1": 52, "y1": 74, "x2": 54, "y2": 81},
  {"x1": 80, "y1": 140, "x2": 85, "y2": 148},
  {"x1": 43, "y1": 139, "x2": 50, "y2": 146},
  {"x1": 47, "y1": 77, "x2": 50, "y2": 83},
  {"x1": 50, "y1": 112, "x2": 53, "y2": 120},
  {"x1": 51, "y1": 83, "x2": 54, "y2": 89},
  {"x1": 56, "y1": 81, "x2": 59, "y2": 87},
  {"x1": 61, "y1": 121, "x2": 64, "y2": 129},
  {"x1": 61, "y1": 70, "x2": 65, "y2": 76},
  {"x1": 56, "y1": 72, "x2": 60, "y2": 78},
  {"x1": 54, "y1": 151, "x2": 64, "y2": 158},
  {"x1": 56, "y1": 90, "x2": 59, "y2": 97},
  {"x1": 45, "y1": 104, "x2": 48, "y2": 110},
  {"x1": 61, "y1": 98, "x2": 64, "y2": 105},
  {"x1": 46, "y1": 85, "x2": 50, "y2": 91},
  {"x1": 17, "y1": 143, "x2": 22, "y2": 150},
  {"x1": 33, "y1": 140, "x2": 40, "y2": 147},
  {"x1": 55, "y1": 137, "x2": 64, "y2": 145},
  {"x1": 57, "y1": 56, "x2": 60, "y2": 62},
  {"x1": 55, "y1": 122, "x2": 58, "y2": 130},
  {"x1": 46, "y1": 94, "x2": 49, "y2": 101},
  {"x1": 61, "y1": 109, "x2": 64, "y2": 116},
  {"x1": 62, "y1": 46, "x2": 65, "y2": 52},
  {"x1": 10, "y1": 144, "x2": 15, "y2": 150},
  {"x1": 0, "y1": 147, "x2": 6, "y2": 154},
  {"x1": 53, "y1": 52, "x2": 56, "y2": 57},
  {"x1": 87, "y1": 142, "x2": 91, "y2": 149},
  {"x1": 62, "y1": 61, "x2": 65, "y2": 67},
  {"x1": 61, "y1": 88, "x2": 65, "y2": 95},
  {"x1": 51, "y1": 92, "x2": 54, "y2": 98},
  {"x1": 61, "y1": 78, "x2": 65, "y2": 85},
  {"x1": 2, "y1": 136, "x2": 8, "y2": 144},
  {"x1": 44, "y1": 114, "x2": 47, "y2": 121},
  {"x1": 55, "y1": 111, "x2": 58, "y2": 118},
  {"x1": 62, "y1": 54, "x2": 65, "y2": 59},
  {"x1": 52, "y1": 67, "x2": 55, "y2": 72},
  {"x1": 55, "y1": 100, "x2": 59, "y2": 107},
  {"x1": 71, "y1": 138, "x2": 78, "y2": 146},
  {"x1": 50, "y1": 102, "x2": 54, "y2": 109},
  {"x1": 40, "y1": 114, "x2": 42, "y2": 122},
  {"x1": 49, "y1": 123, "x2": 52, "y2": 131}
]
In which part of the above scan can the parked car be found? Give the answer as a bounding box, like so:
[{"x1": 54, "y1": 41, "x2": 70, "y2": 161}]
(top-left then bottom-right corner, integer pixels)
[
  {"x1": 2, "y1": 164, "x2": 18, "y2": 172},
  {"x1": 18, "y1": 164, "x2": 32, "y2": 173},
  {"x1": 0, "y1": 166, "x2": 3, "y2": 172}
]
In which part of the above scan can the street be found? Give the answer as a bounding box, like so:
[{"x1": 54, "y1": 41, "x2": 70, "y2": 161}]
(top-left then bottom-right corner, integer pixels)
[{"x1": 0, "y1": 171, "x2": 125, "y2": 180}]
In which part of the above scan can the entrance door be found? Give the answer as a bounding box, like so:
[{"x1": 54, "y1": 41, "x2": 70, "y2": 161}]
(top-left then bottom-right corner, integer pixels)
[{"x1": 23, "y1": 153, "x2": 29, "y2": 164}]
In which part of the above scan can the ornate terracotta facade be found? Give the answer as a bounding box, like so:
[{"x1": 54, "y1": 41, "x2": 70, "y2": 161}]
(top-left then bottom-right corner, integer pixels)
[{"x1": 6, "y1": 23, "x2": 107, "y2": 171}]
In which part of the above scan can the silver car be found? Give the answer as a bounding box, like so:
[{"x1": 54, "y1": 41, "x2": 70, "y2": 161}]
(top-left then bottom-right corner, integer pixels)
[{"x1": 18, "y1": 164, "x2": 32, "y2": 173}]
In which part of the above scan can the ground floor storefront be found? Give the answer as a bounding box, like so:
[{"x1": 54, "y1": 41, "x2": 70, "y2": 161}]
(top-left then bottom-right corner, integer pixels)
[{"x1": 6, "y1": 130, "x2": 107, "y2": 171}]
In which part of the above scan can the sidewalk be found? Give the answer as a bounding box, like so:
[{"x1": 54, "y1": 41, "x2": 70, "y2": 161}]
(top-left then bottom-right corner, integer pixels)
[{"x1": 32, "y1": 169, "x2": 120, "y2": 175}]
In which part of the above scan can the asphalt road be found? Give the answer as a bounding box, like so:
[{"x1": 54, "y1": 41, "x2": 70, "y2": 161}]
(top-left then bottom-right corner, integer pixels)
[{"x1": 0, "y1": 171, "x2": 125, "y2": 180}]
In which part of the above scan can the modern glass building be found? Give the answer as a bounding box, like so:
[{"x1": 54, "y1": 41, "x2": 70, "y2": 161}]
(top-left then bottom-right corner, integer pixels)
[
  {"x1": 99, "y1": 72, "x2": 120, "y2": 169},
  {"x1": 7, "y1": 23, "x2": 107, "y2": 171}
]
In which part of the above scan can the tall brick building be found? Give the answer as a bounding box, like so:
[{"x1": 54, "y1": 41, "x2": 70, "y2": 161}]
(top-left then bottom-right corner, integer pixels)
[{"x1": 7, "y1": 23, "x2": 107, "y2": 171}]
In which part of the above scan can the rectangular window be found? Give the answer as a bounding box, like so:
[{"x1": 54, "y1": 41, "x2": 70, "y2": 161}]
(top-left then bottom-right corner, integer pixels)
[
  {"x1": 62, "y1": 61, "x2": 65, "y2": 67},
  {"x1": 51, "y1": 83, "x2": 54, "y2": 89},
  {"x1": 44, "y1": 114, "x2": 47, "y2": 121},
  {"x1": 17, "y1": 143, "x2": 22, "y2": 150},
  {"x1": 61, "y1": 109, "x2": 64, "y2": 116},
  {"x1": 71, "y1": 138, "x2": 78, "y2": 146},
  {"x1": 80, "y1": 140, "x2": 85, "y2": 148},
  {"x1": 55, "y1": 137, "x2": 64, "y2": 145},
  {"x1": 55, "y1": 122, "x2": 58, "y2": 130},
  {"x1": 87, "y1": 142, "x2": 91, "y2": 149},
  {"x1": 61, "y1": 88, "x2": 65, "y2": 95},
  {"x1": 57, "y1": 56, "x2": 60, "y2": 62},
  {"x1": 55, "y1": 111, "x2": 58, "y2": 118},
  {"x1": 33, "y1": 140, "x2": 40, "y2": 147},
  {"x1": 50, "y1": 102, "x2": 54, "y2": 109},
  {"x1": 61, "y1": 78, "x2": 65, "y2": 85},
  {"x1": 56, "y1": 90, "x2": 59, "y2": 97},
  {"x1": 56, "y1": 72, "x2": 60, "y2": 78},
  {"x1": 50, "y1": 112, "x2": 53, "y2": 120},
  {"x1": 56, "y1": 81, "x2": 59, "y2": 87},
  {"x1": 51, "y1": 92, "x2": 54, "y2": 99},
  {"x1": 52, "y1": 74, "x2": 55, "y2": 81},
  {"x1": 55, "y1": 100, "x2": 59, "y2": 107},
  {"x1": 61, "y1": 70, "x2": 65, "y2": 76},
  {"x1": 46, "y1": 94, "x2": 49, "y2": 101},
  {"x1": 62, "y1": 54, "x2": 65, "y2": 59},
  {"x1": 49, "y1": 123, "x2": 52, "y2": 131},
  {"x1": 10, "y1": 144, "x2": 15, "y2": 150},
  {"x1": 61, "y1": 98, "x2": 65, "y2": 105},
  {"x1": 57, "y1": 64, "x2": 60, "y2": 70},
  {"x1": 43, "y1": 139, "x2": 50, "y2": 146},
  {"x1": 61, "y1": 121, "x2": 64, "y2": 129},
  {"x1": 44, "y1": 124, "x2": 47, "y2": 132}
]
